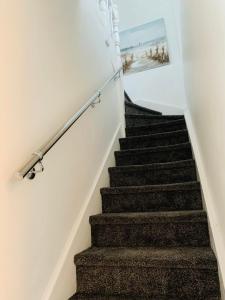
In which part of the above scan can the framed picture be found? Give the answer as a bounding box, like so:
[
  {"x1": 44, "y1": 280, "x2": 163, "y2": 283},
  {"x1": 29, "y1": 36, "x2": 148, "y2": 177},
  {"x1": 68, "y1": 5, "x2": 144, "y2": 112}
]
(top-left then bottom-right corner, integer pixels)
[{"x1": 120, "y1": 18, "x2": 170, "y2": 75}]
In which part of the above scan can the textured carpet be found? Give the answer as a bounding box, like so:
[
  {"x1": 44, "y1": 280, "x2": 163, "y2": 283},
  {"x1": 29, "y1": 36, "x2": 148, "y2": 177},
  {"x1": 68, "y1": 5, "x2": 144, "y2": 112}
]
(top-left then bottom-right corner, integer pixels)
[
  {"x1": 119, "y1": 129, "x2": 189, "y2": 149},
  {"x1": 125, "y1": 101, "x2": 162, "y2": 116},
  {"x1": 71, "y1": 295, "x2": 220, "y2": 300},
  {"x1": 125, "y1": 119, "x2": 187, "y2": 136},
  {"x1": 69, "y1": 101, "x2": 221, "y2": 299}
]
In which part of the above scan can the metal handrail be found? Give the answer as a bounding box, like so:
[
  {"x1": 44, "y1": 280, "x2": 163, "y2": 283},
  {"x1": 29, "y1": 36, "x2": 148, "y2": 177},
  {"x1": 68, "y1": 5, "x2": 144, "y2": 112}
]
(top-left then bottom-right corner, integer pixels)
[{"x1": 16, "y1": 67, "x2": 123, "y2": 180}]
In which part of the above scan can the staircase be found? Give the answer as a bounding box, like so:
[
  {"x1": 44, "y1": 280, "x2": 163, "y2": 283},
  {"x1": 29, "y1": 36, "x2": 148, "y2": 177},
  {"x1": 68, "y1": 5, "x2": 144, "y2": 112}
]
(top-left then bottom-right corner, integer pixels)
[{"x1": 69, "y1": 99, "x2": 221, "y2": 299}]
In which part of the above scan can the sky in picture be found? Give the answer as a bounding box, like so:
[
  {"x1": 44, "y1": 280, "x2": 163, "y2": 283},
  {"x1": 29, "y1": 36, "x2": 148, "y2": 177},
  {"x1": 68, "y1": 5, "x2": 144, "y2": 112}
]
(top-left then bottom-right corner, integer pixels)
[{"x1": 120, "y1": 19, "x2": 167, "y2": 52}]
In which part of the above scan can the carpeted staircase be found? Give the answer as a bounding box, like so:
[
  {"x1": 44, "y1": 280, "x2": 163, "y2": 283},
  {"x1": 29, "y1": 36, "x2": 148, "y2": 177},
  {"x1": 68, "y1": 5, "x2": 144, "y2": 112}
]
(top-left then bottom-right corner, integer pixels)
[{"x1": 69, "y1": 97, "x2": 221, "y2": 299}]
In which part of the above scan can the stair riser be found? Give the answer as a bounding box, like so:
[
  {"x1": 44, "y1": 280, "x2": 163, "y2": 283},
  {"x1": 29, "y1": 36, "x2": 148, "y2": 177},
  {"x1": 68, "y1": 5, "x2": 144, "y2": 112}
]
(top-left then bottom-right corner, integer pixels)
[
  {"x1": 125, "y1": 106, "x2": 160, "y2": 115},
  {"x1": 126, "y1": 123, "x2": 187, "y2": 137},
  {"x1": 126, "y1": 117, "x2": 184, "y2": 127},
  {"x1": 76, "y1": 266, "x2": 219, "y2": 298},
  {"x1": 91, "y1": 222, "x2": 209, "y2": 247},
  {"x1": 110, "y1": 166, "x2": 197, "y2": 187},
  {"x1": 115, "y1": 147, "x2": 192, "y2": 166},
  {"x1": 102, "y1": 190, "x2": 202, "y2": 213},
  {"x1": 120, "y1": 133, "x2": 189, "y2": 150}
]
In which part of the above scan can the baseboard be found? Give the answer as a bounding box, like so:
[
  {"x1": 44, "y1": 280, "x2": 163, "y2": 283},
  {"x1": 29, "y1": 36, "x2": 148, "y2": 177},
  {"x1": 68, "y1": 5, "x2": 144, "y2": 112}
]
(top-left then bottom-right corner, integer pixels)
[
  {"x1": 134, "y1": 99, "x2": 185, "y2": 115},
  {"x1": 41, "y1": 123, "x2": 124, "y2": 300},
  {"x1": 184, "y1": 109, "x2": 225, "y2": 298}
]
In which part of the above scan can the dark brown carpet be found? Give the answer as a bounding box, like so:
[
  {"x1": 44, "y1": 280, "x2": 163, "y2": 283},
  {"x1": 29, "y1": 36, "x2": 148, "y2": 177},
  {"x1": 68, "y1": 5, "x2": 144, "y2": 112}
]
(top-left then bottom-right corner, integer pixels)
[{"x1": 69, "y1": 100, "x2": 221, "y2": 299}]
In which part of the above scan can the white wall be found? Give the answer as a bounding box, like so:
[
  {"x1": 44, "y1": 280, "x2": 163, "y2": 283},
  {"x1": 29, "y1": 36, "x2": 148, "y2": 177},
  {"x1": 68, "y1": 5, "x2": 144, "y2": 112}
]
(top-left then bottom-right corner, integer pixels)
[
  {"x1": 179, "y1": 0, "x2": 225, "y2": 296},
  {"x1": 117, "y1": 0, "x2": 186, "y2": 112},
  {"x1": 0, "y1": 1, "x2": 124, "y2": 300}
]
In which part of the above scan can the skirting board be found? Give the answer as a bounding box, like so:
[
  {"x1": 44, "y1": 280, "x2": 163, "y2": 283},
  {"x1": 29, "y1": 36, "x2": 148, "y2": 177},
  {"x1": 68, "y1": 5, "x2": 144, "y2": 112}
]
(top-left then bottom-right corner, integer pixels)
[
  {"x1": 41, "y1": 123, "x2": 124, "y2": 300},
  {"x1": 134, "y1": 99, "x2": 184, "y2": 115},
  {"x1": 184, "y1": 109, "x2": 225, "y2": 299}
]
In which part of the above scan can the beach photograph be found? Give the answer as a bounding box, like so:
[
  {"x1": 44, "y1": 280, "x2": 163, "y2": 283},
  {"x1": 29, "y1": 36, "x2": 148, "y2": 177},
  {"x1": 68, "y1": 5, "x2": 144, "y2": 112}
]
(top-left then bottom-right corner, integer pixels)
[{"x1": 120, "y1": 18, "x2": 170, "y2": 75}]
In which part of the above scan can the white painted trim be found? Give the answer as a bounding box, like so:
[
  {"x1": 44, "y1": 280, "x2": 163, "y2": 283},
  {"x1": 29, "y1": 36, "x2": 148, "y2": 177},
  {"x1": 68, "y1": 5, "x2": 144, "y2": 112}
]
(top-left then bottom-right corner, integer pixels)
[
  {"x1": 41, "y1": 122, "x2": 123, "y2": 300},
  {"x1": 184, "y1": 109, "x2": 225, "y2": 296}
]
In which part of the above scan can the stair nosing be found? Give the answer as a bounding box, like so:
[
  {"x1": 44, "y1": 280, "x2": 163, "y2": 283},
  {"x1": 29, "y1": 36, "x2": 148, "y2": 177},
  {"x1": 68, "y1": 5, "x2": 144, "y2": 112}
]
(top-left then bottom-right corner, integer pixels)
[
  {"x1": 101, "y1": 181, "x2": 200, "y2": 195},
  {"x1": 109, "y1": 159, "x2": 195, "y2": 173},
  {"x1": 125, "y1": 114, "x2": 184, "y2": 120},
  {"x1": 74, "y1": 246, "x2": 217, "y2": 270},
  {"x1": 120, "y1": 129, "x2": 188, "y2": 142},
  {"x1": 125, "y1": 118, "x2": 186, "y2": 131},
  {"x1": 115, "y1": 142, "x2": 191, "y2": 156},
  {"x1": 90, "y1": 210, "x2": 207, "y2": 225}
]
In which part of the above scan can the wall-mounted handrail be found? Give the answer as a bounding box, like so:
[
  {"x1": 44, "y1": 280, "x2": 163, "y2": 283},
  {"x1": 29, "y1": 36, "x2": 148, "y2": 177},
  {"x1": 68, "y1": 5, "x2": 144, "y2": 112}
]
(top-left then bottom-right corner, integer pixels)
[{"x1": 16, "y1": 67, "x2": 123, "y2": 180}]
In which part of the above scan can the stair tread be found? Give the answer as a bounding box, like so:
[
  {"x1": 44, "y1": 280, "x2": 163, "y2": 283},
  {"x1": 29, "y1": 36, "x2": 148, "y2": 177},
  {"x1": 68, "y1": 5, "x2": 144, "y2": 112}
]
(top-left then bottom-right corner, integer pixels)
[
  {"x1": 120, "y1": 129, "x2": 188, "y2": 142},
  {"x1": 90, "y1": 210, "x2": 207, "y2": 225},
  {"x1": 125, "y1": 114, "x2": 184, "y2": 120},
  {"x1": 101, "y1": 181, "x2": 200, "y2": 195},
  {"x1": 74, "y1": 246, "x2": 217, "y2": 269},
  {"x1": 120, "y1": 130, "x2": 189, "y2": 150},
  {"x1": 116, "y1": 142, "x2": 191, "y2": 155},
  {"x1": 109, "y1": 159, "x2": 195, "y2": 173},
  {"x1": 126, "y1": 118, "x2": 186, "y2": 130},
  {"x1": 102, "y1": 181, "x2": 202, "y2": 213},
  {"x1": 115, "y1": 143, "x2": 192, "y2": 166}
]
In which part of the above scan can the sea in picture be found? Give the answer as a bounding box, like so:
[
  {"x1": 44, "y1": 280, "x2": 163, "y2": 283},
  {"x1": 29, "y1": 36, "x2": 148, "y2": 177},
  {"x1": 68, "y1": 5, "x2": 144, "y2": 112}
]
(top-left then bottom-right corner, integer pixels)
[{"x1": 120, "y1": 19, "x2": 170, "y2": 75}]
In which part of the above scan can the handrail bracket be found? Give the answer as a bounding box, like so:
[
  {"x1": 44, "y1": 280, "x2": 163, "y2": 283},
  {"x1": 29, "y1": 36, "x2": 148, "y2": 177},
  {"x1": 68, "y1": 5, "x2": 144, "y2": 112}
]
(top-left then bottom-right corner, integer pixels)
[
  {"x1": 91, "y1": 91, "x2": 102, "y2": 108},
  {"x1": 27, "y1": 159, "x2": 44, "y2": 180}
]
